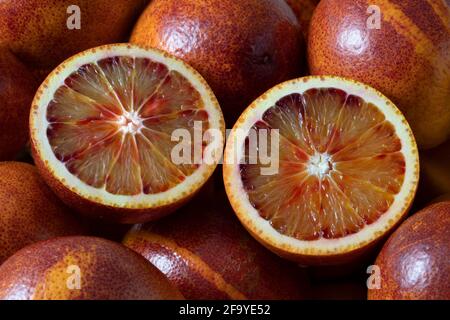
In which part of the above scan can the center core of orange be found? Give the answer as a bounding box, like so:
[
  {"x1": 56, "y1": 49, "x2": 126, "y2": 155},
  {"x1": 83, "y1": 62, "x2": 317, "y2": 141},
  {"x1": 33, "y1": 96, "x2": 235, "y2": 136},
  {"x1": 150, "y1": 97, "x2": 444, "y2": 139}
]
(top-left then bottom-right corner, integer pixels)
[
  {"x1": 118, "y1": 111, "x2": 143, "y2": 135},
  {"x1": 307, "y1": 152, "x2": 334, "y2": 178}
]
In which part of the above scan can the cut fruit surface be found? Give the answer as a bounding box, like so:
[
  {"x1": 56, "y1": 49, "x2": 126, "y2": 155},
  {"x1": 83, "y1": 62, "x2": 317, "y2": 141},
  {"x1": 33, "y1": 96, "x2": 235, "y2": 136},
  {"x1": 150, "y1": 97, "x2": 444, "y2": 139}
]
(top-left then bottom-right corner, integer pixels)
[
  {"x1": 224, "y1": 76, "x2": 419, "y2": 265},
  {"x1": 31, "y1": 44, "x2": 224, "y2": 223}
]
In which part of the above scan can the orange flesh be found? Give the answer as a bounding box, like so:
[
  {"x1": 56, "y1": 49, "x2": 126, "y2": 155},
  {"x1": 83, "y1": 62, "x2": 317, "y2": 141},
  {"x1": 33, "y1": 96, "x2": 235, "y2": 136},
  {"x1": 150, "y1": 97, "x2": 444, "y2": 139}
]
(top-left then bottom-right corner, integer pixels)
[
  {"x1": 240, "y1": 88, "x2": 405, "y2": 240},
  {"x1": 46, "y1": 56, "x2": 209, "y2": 195}
]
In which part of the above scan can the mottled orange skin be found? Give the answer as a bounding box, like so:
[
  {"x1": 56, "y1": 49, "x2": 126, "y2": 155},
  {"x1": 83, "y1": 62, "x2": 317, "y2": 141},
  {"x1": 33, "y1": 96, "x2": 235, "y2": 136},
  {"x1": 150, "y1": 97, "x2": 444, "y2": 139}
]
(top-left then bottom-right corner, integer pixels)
[
  {"x1": 0, "y1": 236, "x2": 183, "y2": 300},
  {"x1": 416, "y1": 139, "x2": 450, "y2": 206},
  {"x1": 124, "y1": 187, "x2": 309, "y2": 300},
  {"x1": 308, "y1": 0, "x2": 450, "y2": 149},
  {"x1": 368, "y1": 202, "x2": 450, "y2": 300},
  {"x1": 131, "y1": 0, "x2": 304, "y2": 125},
  {"x1": 0, "y1": 162, "x2": 87, "y2": 264},
  {"x1": 285, "y1": 0, "x2": 320, "y2": 39},
  {"x1": 0, "y1": 0, "x2": 149, "y2": 80},
  {"x1": 0, "y1": 48, "x2": 36, "y2": 160}
]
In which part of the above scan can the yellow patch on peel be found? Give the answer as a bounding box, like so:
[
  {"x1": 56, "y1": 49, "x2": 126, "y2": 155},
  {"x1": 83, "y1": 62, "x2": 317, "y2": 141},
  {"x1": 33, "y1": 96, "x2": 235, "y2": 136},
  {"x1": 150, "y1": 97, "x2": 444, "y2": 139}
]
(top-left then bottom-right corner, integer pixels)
[
  {"x1": 32, "y1": 251, "x2": 95, "y2": 300},
  {"x1": 425, "y1": 0, "x2": 450, "y2": 33},
  {"x1": 374, "y1": 0, "x2": 441, "y2": 62}
]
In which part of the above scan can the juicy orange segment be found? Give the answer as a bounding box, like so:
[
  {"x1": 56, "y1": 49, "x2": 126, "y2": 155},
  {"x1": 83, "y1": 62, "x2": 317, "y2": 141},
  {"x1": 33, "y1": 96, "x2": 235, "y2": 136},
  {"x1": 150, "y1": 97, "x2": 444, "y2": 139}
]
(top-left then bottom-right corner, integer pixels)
[
  {"x1": 240, "y1": 88, "x2": 406, "y2": 240},
  {"x1": 46, "y1": 56, "x2": 209, "y2": 196}
]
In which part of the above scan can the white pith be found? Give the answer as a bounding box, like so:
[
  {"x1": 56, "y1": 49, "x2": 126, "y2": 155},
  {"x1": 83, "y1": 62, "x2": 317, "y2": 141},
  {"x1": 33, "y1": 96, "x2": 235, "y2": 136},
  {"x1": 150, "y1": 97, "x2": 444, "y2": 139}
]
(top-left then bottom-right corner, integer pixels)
[
  {"x1": 224, "y1": 76, "x2": 419, "y2": 255},
  {"x1": 31, "y1": 44, "x2": 225, "y2": 209}
]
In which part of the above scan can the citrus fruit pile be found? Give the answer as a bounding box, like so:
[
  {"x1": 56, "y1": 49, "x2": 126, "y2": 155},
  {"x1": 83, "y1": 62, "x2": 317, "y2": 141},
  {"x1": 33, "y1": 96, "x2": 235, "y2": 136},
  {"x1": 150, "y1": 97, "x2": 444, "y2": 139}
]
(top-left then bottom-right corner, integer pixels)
[{"x1": 0, "y1": 0, "x2": 448, "y2": 301}]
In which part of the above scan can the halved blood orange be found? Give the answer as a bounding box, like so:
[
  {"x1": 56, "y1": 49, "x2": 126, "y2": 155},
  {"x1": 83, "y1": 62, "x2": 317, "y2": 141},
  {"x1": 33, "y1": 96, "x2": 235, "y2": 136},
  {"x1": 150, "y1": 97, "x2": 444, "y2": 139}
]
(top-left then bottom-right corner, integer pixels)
[
  {"x1": 30, "y1": 44, "x2": 225, "y2": 224},
  {"x1": 223, "y1": 76, "x2": 419, "y2": 265}
]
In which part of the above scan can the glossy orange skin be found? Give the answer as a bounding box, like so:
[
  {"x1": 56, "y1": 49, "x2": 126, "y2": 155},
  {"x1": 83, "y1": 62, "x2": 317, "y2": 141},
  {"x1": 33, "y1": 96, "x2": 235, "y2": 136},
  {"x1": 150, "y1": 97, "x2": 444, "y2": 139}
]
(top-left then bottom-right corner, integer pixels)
[
  {"x1": 285, "y1": 0, "x2": 320, "y2": 39},
  {"x1": 0, "y1": 48, "x2": 36, "y2": 160},
  {"x1": 368, "y1": 202, "x2": 450, "y2": 300},
  {"x1": 0, "y1": 236, "x2": 183, "y2": 300},
  {"x1": 0, "y1": 162, "x2": 87, "y2": 264},
  {"x1": 124, "y1": 186, "x2": 309, "y2": 300},
  {"x1": 308, "y1": 0, "x2": 450, "y2": 149},
  {"x1": 131, "y1": 0, "x2": 304, "y2": 125},
  {"x1": 0, "y1": 0, "x2": 149, "y2": 80}
]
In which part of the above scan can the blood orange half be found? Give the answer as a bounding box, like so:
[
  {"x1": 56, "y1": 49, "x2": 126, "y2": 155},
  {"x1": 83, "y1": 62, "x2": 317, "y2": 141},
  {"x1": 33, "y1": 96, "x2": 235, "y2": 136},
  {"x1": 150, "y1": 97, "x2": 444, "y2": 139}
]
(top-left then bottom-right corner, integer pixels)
[
  {"x1": 223, "y1": 76, "x2": 419, "y2": 265},
  {"x1": 30, "y1": 44, "x2": 225, "y2": 224}
]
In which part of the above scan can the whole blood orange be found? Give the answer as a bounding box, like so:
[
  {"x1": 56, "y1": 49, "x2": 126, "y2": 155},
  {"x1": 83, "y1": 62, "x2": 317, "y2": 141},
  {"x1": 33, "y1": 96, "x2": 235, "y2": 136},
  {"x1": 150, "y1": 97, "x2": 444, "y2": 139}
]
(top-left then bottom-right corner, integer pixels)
[
  {"x1": 308, "y1": 0, "x2": 450, "y2": 149},
  {"x1": 30, "y1": 44, "x2": 225, "y2": 224},
  {"x1": 123, "y1": 186, "x2": 309, "y2": 300},
  {"x1": 131, "y1": 0, "x2": 304, "y2": 124},
  {"x1": 0, "y1": 162, "x2": 86, "y2": 264},
  {"x1": 0, "y1": 236, "x2": 183, "y2": 300},
  {"x1": 0, "y1": 47, "x2": 36, "y2": 160},
  {"x1": 0, "y1": 0, "x2": 149, "y2": 79},
  {"x1": 368, "y1": 202, "x2": 450, "y2": 300},
  {"x1": 224, "y1": 76, "x2": 419, "y2": 266}
]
